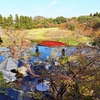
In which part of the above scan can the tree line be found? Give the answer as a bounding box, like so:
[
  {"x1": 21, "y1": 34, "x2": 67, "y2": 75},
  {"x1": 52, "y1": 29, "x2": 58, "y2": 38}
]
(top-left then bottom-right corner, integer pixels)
[
  {"x1": 0, "y1": 12, "x2": 100, "y2": 30},
  {"x1": 0, "y1": 12, "x2": 100, "y2": 47},
  {"x1": 0, "y1": 14, "x2": 67, "y2": 29}
]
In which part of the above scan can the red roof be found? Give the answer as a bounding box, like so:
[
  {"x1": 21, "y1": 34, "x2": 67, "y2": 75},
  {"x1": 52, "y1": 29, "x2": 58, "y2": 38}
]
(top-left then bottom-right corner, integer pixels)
[{"x1": 38, "y1": 41, "x2": 68, "y2": 47}]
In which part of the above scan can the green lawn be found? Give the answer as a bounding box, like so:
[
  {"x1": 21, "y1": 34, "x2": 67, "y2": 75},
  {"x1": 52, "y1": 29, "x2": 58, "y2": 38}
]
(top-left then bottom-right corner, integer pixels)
[
  {"x1": 26, "y1": 28, "x2": 90, "y2": 46},
  {"x1": 1, "y1": 27, "x2": 90, "y2": 46},
  {"x1": 26, "y1": 28, "x2": 58, "y2": 40}
]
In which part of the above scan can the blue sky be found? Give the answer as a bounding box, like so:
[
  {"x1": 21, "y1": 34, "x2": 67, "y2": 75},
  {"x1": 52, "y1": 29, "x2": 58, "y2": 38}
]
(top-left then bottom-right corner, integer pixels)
[{"x1": 0, "y1": 0, "x2": 100, "y2": 18}]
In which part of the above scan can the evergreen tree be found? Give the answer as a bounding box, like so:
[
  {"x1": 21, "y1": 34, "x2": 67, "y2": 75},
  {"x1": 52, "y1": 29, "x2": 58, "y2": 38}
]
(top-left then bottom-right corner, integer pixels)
[
  {"x1": 0, "y1": 14, "x2": 3, "y2": 27},
  {"x1": 90, "y1": 13, "x2": 92, "y2": 16},
  {"x1": 6, "y1": 14, "x2": 13, "y2": 27},
  {"x1": 3, "y1": 17, "x2": 7, "y2": 28},
  {"x1": 95, "y1": 12, "x2": 99, "y2": 16},
  {"x1": 28, "y1": 17, "x2": 33, "y2": 29},
  {"x1": 14, "y1": 14, "x2": 20, "y2": 29},
  {"x1": 54, "y1": 16, "x2": 67, "y2": 24},
  {"x1": 9, "y1": 14, "x2": 13, "y2": 26}
]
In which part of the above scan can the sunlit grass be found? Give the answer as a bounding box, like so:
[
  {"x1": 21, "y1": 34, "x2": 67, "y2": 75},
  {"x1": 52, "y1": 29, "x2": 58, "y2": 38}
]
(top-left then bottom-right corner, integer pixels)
[
  {"x1": 2, "y1": 28, "x2": 90, "y2": 46},
  {"x1": 26, "y1": 28, "x2": 58, "y2": 40}
]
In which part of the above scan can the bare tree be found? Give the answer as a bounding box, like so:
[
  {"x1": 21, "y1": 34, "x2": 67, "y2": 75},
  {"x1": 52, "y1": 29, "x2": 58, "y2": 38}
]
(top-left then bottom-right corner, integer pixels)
[{"x1": 3, "y1": 28, "x2": 32, "y2": 59}]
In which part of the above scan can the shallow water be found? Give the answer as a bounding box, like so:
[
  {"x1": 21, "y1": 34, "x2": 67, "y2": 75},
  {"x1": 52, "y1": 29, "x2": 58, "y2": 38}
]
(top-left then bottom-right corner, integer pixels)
[{"x1": 31, "y1": 45, "x2": 77, "y2": 62}]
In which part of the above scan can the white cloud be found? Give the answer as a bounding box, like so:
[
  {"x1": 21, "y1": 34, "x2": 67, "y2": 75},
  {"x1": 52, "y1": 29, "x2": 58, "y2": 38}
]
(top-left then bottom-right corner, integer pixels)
[{"x1": 47, "y1": 0, "x2": 58, "y2": 7}]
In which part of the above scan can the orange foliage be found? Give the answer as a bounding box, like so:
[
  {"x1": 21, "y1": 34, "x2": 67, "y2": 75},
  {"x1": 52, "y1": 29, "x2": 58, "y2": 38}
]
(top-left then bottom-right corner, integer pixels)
[{"x1": 60, "y1": 23, "x2": 67, "y2": 29}]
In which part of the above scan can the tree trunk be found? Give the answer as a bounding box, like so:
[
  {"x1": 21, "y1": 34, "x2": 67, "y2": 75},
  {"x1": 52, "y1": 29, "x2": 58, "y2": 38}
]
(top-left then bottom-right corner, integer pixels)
[
  {"x1": 73, "y1": 82, "x2": 82, "y2": 99},
  {"x1": 57, "y1": 94, "x2": 63, "y2": 100}
]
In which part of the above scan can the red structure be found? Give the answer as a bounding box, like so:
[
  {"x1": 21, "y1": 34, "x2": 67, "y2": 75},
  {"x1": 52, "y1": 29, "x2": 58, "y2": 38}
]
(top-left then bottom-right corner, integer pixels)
[{"x1": 38, "y1": 41, "x2": 68, "y2": 47}]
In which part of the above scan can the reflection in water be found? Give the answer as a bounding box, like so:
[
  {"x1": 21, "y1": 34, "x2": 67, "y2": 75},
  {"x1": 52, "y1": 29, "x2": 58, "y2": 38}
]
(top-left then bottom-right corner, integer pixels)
[
  {"x1": 32, "y1": 45, "x2": 77, "y2": 61},
  {"x1": 1, "y1": 44, "x2": 96, "y2": 63}
]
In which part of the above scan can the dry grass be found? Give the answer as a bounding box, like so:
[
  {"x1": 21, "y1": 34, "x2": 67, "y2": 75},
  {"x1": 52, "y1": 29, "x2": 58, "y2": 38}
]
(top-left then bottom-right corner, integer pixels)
[{"x1": 1, "y1": 28, "x2": 90, "y2": 46}]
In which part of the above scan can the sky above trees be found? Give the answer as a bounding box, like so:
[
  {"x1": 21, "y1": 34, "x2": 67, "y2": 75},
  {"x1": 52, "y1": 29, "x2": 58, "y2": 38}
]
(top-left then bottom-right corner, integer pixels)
[{"x1": 0, "y1": 0, "x2": 100, "y2": 18}]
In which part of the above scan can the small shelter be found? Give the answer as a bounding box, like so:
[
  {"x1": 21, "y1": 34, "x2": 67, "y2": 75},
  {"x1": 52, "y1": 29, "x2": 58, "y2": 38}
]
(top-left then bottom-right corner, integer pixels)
[
  {"x1": 0, "y1": 57, "x2": 18, "y2": 70},
  {"x1": 0, "y1": 57, "x2": 18, "y2": 82},
  {"x1": 0, "y1": 69, "x2": 16, "y2": 82}
]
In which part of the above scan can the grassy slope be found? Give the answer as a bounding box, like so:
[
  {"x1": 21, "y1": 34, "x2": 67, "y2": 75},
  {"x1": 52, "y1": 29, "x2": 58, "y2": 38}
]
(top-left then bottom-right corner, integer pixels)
[
  {"x1": 26, "y1": 28, "x2": 90, "y2": 46},
  {"x1": 26, "y1": 28, "x2": 58, "y2": 40},
  {"x1": 1, "y1": 28, "x2": 90, "y2": 46}
]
